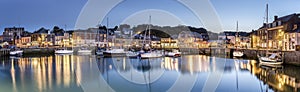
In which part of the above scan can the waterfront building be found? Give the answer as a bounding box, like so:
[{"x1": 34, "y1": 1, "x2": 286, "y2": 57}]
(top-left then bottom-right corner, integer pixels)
[
  {"x1": 15, "y1": 36, "x2": 31, "y2": 48},
  {"x1": 161, "y1": 38, "x2": 178, "y2": 49},
  {"x1": 31, "y1": 27, "x2": 52, "y2": 47},
  {"x1": 2, "y1": 27, "x2": 25, "y2": 44},
  {"x1": 72, "y1": 28, "x2": 105, "y2": 47},
  {"x1": 251, "y1": 13, "x2": 300, "y2": 51},
  {"x1": 267, "y1": 14, "x2": 300, "y2": 50},
  {"x1": 53, "y1": 33, "x2": 71, "y2": 47},
  {"x1": 178, "y1": 31, "x2": 199, "y2": 49},
  {"x1": 218, "y1": 31, "x2": 250, "y2": 48},
  {"x1": 72, "y1": 29, "x2": 98, "y2": 47}
]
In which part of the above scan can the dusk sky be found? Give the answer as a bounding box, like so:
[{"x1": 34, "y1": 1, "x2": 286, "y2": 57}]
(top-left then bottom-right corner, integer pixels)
[{"x1": 1, "y1": 0, "x2": 300, "y2": 33}]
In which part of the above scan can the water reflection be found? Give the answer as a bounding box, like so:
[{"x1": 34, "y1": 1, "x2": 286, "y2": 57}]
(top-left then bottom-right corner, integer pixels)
[
  {"x1": 0, "y1": 55, "x2": 82, "y2": 92},
  {"x1": 250, "y1": 61, "x2": 300, "y2": 92},
  {"x1": 1, "y1": 55, "x2": 300, "y2": 92}
]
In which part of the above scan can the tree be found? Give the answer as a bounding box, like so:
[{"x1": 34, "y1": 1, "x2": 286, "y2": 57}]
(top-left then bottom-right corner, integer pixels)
[{"x1": 52, "y1": 26, "x2": 64, "y2": 36}]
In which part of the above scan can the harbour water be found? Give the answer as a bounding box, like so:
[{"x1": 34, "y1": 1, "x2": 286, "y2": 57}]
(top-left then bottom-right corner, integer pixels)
[{"x1": 0, "y1": 55, "x2": 300, "y2": 92}]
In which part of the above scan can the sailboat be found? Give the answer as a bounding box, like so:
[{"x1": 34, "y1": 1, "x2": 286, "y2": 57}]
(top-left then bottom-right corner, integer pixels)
[
  {"x1": 78, "y1": 30, "x2": 92, "y2": 54},
  {"x1": 257, "y1": 4, "x2": 283, "y2": 65},
  {"x1": 140, "y1": 16, "x2": 163, "y2": 59},
  {"x1": 233, "y1": 21, "x2": 244, "y2": 58}
]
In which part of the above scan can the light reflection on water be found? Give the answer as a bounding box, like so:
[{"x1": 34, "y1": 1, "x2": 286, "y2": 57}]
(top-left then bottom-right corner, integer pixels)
[{"x1": 0, "y1": 55, "x2": 300, "y2": 92}]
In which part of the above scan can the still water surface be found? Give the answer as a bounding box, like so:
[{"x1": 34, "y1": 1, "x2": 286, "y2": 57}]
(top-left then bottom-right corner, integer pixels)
[{"x1": 0, "y1": 55, "x2": 299, "y2": 92}]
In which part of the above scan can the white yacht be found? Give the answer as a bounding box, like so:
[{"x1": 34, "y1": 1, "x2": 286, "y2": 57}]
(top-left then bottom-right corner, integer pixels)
[
  {"x1": 140, "y1": 51, "x2": 163, "y2": 59},
  {"x1": 257, "y1": 53, "x2": 283, "y2": 65},
  {"x1": 166, "y1": 49, "x2": 181, "y2": 57},
  {"x1": 103, "y1": 49, "x2": 126, "y2": 57},
  {"x1": 55, "y1": 49, "x2": 73, "y2": 54},
  {"x1": 126, "y1": 51, "x2": 139, "y2": 58},
  {"x1": 10, "y1": 50, "x2": 23, "y2": 56},
  {"x1": 233, "y1": 50, "x2": 244, "y2": 58}
]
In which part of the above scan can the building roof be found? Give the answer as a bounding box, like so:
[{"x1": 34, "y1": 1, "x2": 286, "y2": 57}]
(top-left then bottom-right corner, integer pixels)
[
  {"x1": 4, "y1": 27, "x2": 25, "y2": 30},
  {"x1": 275, "y1": 13, "x2": 299, "y2": 22},
  {"x1": 34, "y1": 27, "x2": 49, "y2": 34}
]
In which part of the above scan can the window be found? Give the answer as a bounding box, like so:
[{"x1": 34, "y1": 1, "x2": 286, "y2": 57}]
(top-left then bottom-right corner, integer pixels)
[{"x1": 278, "y1": 21, "x2": 282, "y2": 26}]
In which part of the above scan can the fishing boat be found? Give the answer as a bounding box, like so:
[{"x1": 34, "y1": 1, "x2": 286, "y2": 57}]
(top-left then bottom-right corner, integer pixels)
[{"x1": 233, "y1": 21, "x2": 244, "y2": 58}]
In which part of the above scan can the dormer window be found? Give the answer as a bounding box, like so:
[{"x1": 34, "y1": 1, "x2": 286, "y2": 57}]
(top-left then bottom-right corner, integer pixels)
[{"x1": 278, "y1": 21, "x2": 282, "y2": 26}]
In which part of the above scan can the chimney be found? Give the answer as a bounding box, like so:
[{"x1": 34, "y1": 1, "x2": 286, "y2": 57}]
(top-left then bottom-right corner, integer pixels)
[{"x1": 274, "y1": 15, "x2": 278, "y2": 21}]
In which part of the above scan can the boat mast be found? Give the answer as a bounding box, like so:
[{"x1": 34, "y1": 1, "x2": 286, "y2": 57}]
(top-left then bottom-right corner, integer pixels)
[
  {"x1": 106, "y1": 17, "x2": 109, "y2": 47},
  {"x1": 148, "y1": 15, "x2": 151, "y2": 45},
  {"x1": 266, "y1": 4, "x2": 269, "y2": 52},
  {"x1": 236, "y1": 21, "x2": 239, "y2": 49}
]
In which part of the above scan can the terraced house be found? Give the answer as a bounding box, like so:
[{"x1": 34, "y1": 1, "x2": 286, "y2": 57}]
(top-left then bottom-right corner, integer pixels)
[{"x1": 252, "y1": 13, "x2": 300, "y2": 51}]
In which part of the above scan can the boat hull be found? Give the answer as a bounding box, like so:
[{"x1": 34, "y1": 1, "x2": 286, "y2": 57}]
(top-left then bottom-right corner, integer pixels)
[
  {"x1": 140, "y1": 52, "x2": 163, "y2": 59},
  {"x1": 10, "y1": 50, "x2": 23, "y2": 56},
  {"x1": 257, "y1": 55, "x2": 283, "y2": 65},
  {"x1": 166, "y1": 53, "x2": 181, "y2": 57},
  {"x1": 103, "y1": 52, "x2": 126, "y2": 57},
  {"x1": 233, "y1": 51, "x2": 244, "y2": 58},
  {"x1": 78, "y1": 50, "x2": 92, "y2": 54},
  {"x1": 55, "y1": 50, "x2": 74, "y2": 54},
  {"x1": 126, "y1": 52, "x2": 139, "y2": 58}
]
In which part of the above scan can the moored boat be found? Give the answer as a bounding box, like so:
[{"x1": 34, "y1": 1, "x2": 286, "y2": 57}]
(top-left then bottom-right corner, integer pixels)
[
  {"x1": 78, "y1": 47, "x2": 92, "y2": 54},
  {"x1": 103, "y1": 49, "x2": 126, "y2": 57},
  {"x1": 126, "y1": 51, "x2": 139, "y2": 58},
  {"x1": 10, "y1": 50, "x2": 23, "y2": 56},
  {"x1": 166, "y1": 49, "x2": 181, "y2": 57},
  {"x1": 55, "y1": 49, "x2": 74, "y2": 54},
  {"x1": 233, "y1": 50, "x2": 244, "y2": 58},
  {"x1": 140, "y1": 51, "x2": 163, "y2": 59},
  {"x1": 257, "y1": 53, "x2": 283, "y2": 65}
]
